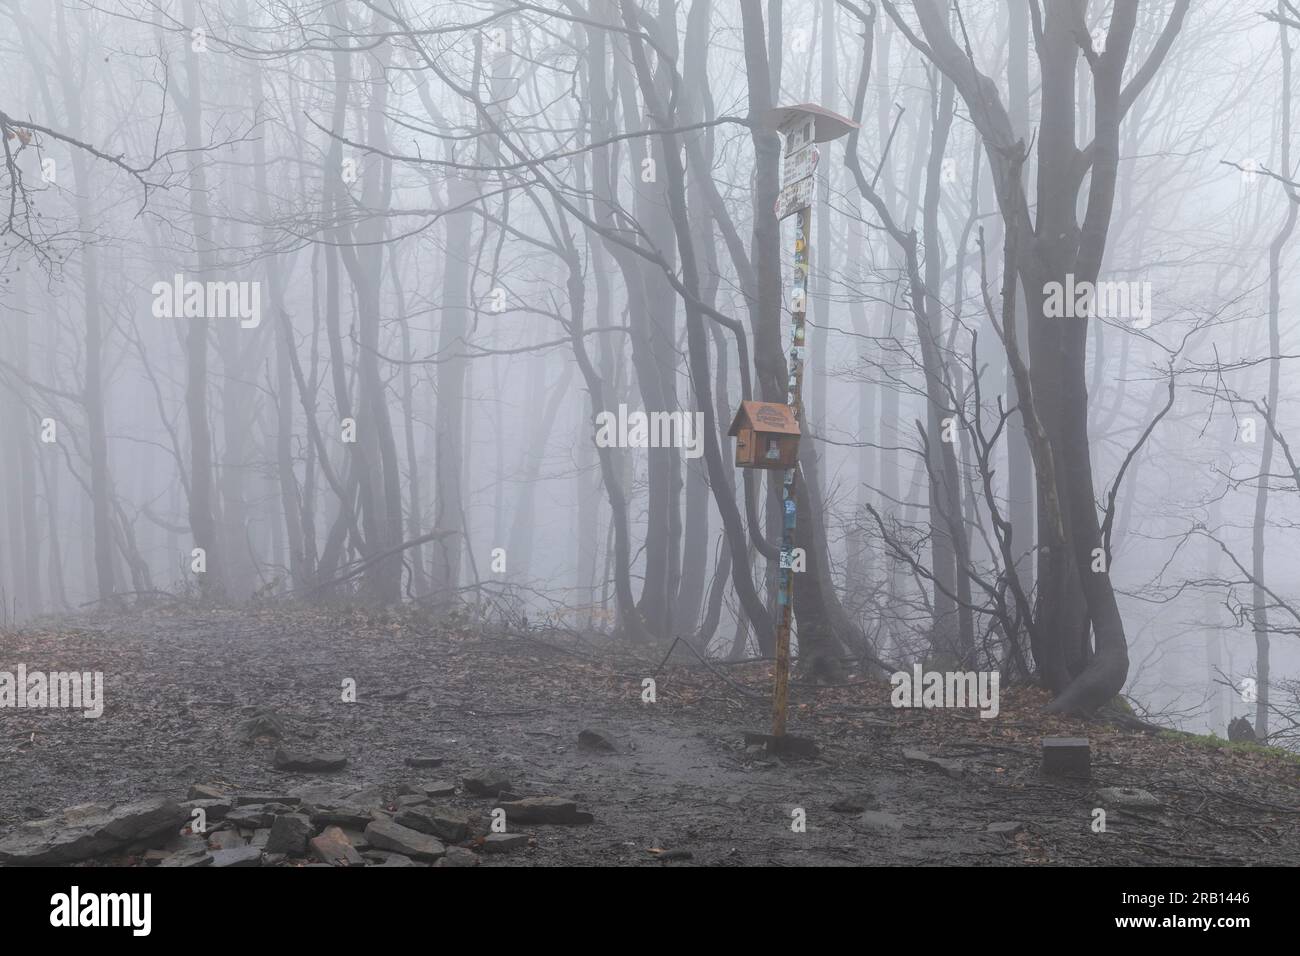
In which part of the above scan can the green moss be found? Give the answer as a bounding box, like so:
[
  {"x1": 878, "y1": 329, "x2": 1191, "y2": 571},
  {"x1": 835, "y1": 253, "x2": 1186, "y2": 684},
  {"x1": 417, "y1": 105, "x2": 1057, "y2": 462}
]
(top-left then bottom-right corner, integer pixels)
[{"x1": 1161, "y1": 730, "x2": 1300, "y2": 765}]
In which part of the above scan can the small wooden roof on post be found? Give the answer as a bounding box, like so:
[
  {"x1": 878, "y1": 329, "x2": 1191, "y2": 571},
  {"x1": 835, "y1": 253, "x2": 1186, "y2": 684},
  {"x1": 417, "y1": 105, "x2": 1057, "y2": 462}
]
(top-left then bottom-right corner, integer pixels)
[
  {"x1": 728, "y1": 400, "x2": 801, "y2": 437},
  {"x1": 756, "y1": 103, "x2": 859, "y2": 143}
]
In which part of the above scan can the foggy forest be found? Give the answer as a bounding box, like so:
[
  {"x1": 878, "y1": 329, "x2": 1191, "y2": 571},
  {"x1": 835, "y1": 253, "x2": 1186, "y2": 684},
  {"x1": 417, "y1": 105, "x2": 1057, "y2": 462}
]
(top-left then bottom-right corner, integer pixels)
[{"x1": 0, "y1": 0, "x2": 1297, "y2": 879}]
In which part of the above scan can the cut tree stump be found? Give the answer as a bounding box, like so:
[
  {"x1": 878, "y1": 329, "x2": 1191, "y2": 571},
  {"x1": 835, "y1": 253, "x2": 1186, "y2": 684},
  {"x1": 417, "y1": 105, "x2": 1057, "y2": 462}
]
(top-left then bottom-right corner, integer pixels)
[{"x1": 1041, "y1": 737, "x2": 1090, "y2": 778}]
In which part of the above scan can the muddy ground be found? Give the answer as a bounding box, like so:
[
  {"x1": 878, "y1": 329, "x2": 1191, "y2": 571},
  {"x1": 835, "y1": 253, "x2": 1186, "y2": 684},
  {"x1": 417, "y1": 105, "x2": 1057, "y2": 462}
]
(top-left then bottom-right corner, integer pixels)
[{"x1": 1, "y1": 604, "x2": 1296, "y2": 866}]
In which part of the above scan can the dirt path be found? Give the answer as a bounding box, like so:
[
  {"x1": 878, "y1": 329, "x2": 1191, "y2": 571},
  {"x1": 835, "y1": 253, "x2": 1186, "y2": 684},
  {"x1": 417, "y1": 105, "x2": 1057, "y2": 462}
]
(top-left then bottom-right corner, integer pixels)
[{"x1": 1, "y1": 606, "x2": 1296, "y2": 866}]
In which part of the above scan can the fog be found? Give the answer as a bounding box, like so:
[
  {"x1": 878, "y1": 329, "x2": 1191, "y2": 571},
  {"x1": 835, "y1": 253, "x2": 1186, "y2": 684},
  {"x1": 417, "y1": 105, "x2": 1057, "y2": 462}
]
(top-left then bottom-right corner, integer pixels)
[{"x1": 1, "y1": 0, "x2": 1297, "y2": 747}]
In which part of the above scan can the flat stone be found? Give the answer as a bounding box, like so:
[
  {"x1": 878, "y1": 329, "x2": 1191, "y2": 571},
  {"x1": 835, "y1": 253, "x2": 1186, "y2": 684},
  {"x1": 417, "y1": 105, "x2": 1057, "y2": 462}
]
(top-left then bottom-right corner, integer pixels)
[
  {"x1": 652, "y1": 848, "x2": 693, "y2": 862},
  {"x1": 251, "y1": 828, "x2": 272, "y2": 849},
  {"x1": 461, "y1": 769, "x2": 515, "y2": 797},
  {"x1": 265, "y1": 813, "x2": 314, "y2": 855},
  {"x1": 208, "y1": 829, "x2": 246, "y2": 851},
  {"x1": 187, "y1": 783, "x2": 228, "y2": 801},
  {"x1": 273, "y1": 748, "x2": 347, "y2": 772},
  {"x1": 226, "y1": 804, "x2": 293, "y2": 829},
  {"x1": 340, "y1": 827, "x2": 370, "y2": 851},
  {"x1": 237, "y1": 708, "x2": 287, "y2": 744},
  {"x1": 435, "y1": 846, "x2": 480, "y2": 867},
  {"x1": 296, "y1": 784, "x2": 381, "y2": 829},
  {"x1": 902, "y1": 749, "x2": 965, "y2": 779},
  {"x1": 366, "y1": 850, "x2": 423, "y2": 867},
  {"x1": 393, "y1": 805, "x2": 472, "y2": 842},
  {"x1": 395, "y1": 794, "x2": 430, "y2": 809},
  {"x1": 857, "y1": 810, "x2": 905, "y2": 832},
  {"x1": 309, "y1": 826, "x2": 365, "y2": 867},
  {"x1": 987, "y1": 821, "x2": 1025, "y2": 836},
  {"x1": 211, "y1": 845, "x2": 262, "y2": 867},
  {"x1": 234, "y1": 794, "x2": 302, "y2": 807},
  {"x1": 364, "y1": 819, "x2": 446, "y2": 861},
  {"x1": 829, "y1": 792, "x2": 878, "y2": 813},
  {"x1": 0, "y1": 798, "x2": 188, "y2": 866},
  {"x1": 498, "y1": 797, "x2": 593, "y2": 825},
  {"x1": 404, "y1": 756, "x2": 444, "y2": 769},
  {"x1": 577, "y1": 729, "x2": 619, "y2": 753},
  {"x1": 481, "y1": 832, "x2": 529, "y2": 853},
  {"x1": 421, "y1": 781, "x2": 457, "y2": 798},
  {"x1": 1042, "y1": 737, "x2": 1091, "y2": 778},
  {"x1": 159, "y1": 847, "x2": 213, "y2": 867},
  {"x1": 1097, "y1": 787, "x2": 1162, "y2": 809}
]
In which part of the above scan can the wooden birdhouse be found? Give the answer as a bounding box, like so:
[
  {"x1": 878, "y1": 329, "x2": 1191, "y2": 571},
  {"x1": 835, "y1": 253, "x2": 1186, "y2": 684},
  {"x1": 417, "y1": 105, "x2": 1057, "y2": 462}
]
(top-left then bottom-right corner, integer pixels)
[{"x1": 728, "y1": 401, "x2": 800, "y2": 470}]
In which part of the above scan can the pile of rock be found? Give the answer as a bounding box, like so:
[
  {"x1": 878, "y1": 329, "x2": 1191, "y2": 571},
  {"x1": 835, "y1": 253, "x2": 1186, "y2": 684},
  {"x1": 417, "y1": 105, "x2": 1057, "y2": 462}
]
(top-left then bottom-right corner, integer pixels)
[{"x1": 0, "y1": 764, "x2": 594, "y2": 868}]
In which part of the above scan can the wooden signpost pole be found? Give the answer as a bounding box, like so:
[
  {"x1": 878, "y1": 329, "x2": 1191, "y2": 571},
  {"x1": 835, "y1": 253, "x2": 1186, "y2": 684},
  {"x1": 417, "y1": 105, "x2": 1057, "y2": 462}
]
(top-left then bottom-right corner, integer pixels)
[
  {"x1": 735, "y1": 104, "x2": 855, "y2": 754},
  {"x1": 772, "y1": 201, "x2": 812, "y2": 739}
]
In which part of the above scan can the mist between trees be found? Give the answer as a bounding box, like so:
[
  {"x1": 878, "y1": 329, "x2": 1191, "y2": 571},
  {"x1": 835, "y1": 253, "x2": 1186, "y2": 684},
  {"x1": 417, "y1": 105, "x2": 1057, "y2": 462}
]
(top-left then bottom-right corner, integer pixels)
[{"x1": 0, "y1": 0, "x2": 1297, "y2": 748}]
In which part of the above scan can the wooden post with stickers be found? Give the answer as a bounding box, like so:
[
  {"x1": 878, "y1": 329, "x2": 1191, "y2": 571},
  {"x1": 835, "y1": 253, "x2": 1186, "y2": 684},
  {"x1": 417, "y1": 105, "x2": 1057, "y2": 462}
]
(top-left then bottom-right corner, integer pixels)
[{"x1": 733, "y1": 103, "x2": 857, "y2": 755}]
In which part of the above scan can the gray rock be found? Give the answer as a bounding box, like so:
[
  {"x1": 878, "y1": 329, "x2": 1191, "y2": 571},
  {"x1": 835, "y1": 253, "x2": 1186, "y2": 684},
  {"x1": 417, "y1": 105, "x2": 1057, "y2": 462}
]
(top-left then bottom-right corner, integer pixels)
[
  {"x1": 1228, "y1": 716, "x2": 1256, "y2": 743},
  {"x1": 404, "y1": 755, "x2": 445, "y2": 769},
  {"x1": 652, "y1": 848, "x2": 693, "y2": 862},
  {"x1": 421, "y1": 781, "x2": 457, "y2": 798},
  {"x1": 297, "y1": 784, "x2": 380, "y2": 829},
  {"x1": 226, "y1": 804, "x2": 293, "y2": 829},
  {"x1": 829, "y1": 792, "x2": 878, "y2": 813},
  {"x1": 393, "y1": 805, "x2": 471, "y2": 842},
  {"x1": 902, "y1": 749, "x2": 965, "y2": 779},
  {"x1": 251, "y1": 828, "x2": 272, "y2": 849},
  {"x1": 498, "y1": 797, "x2": 593, "y2": 825},
  {"x1": 160, "y1": 847, "x2": 213, "y2": 867},
  {"x1": 237, "y1": 708, "x2": 287, "y2": 744},
  {"x1": 273, "y1": 748, "x2": 347, "y2": 772},
  {"x1": 857, "y1": 810, "x2": 905, "y2": 832},
  {"x1": 187, "y1": 783, "x2": 228, "y2": 801},
  {"x1": 0, "y1": 798, "x2": 187, "y2": 866},
  {"x1": 435, "y1": 846, "x2": 480, "y2": 867},
  {"x1": 987, "y1": 821, "x2": 1025, "y2": 836},
  {"x1": 481, "y1": 833, "x2": 529, "y2": 853},
  {"x1": 310, "y1": 826, "x2": 365, "y2": 867},
  {"x1": 265, "y1": 813, "x2": 314, "y2": 855},
  {"x1": 340, "y1": 828, "x2": 370, "y2": 851},
  {"x1": 1097, "y1": 787, "x2": 1162, "y2": 809},
  {"x1": 234, "y1": 794, "x2": 302, "y2": 807},
  {"x1": 577, "y1": 729, "x2": 619, "y2": 753},
  {"x1": 364, "y1": 819, "x2": 446, "y2": 861},
  {"x1": 208, "y1": 829, "x2": 246, "y2": 850},
  {"x1": 461, "y1": 769, "x2": 514, "y2": 797},
  {"x1": 364, "y1": 850, "x2": 423, "y2": 867},
  {"x1": 211, "y1": 845, "x2": 263, "y2": 867},
  {"x1": 155, "y1": 833, "x2": 211, "y2": 867},
  {"x1": 395, "y1": 794, "x2": 430, "y2": 809}
]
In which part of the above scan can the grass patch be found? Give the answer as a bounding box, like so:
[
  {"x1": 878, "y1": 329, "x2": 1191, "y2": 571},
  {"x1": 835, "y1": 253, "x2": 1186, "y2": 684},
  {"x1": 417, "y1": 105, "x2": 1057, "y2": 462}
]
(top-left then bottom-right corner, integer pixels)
[{"x1": 1160, "y1": 730, "x2": 1300, "y2": 765}]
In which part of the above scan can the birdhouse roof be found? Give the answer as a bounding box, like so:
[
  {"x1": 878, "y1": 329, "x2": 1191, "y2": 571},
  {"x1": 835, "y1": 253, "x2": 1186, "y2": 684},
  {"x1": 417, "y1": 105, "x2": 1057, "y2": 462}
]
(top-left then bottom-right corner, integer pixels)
[
  {"x1": 758, "y1": 103, "x2": 860, "y2": 142},
  {"x1": 728, "y1": 400, "x2": 801, "y2": 437}
]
